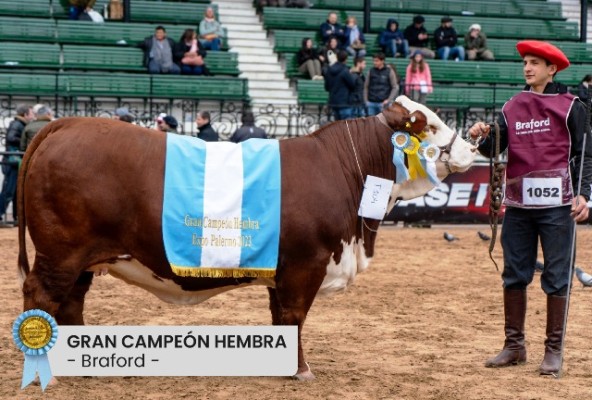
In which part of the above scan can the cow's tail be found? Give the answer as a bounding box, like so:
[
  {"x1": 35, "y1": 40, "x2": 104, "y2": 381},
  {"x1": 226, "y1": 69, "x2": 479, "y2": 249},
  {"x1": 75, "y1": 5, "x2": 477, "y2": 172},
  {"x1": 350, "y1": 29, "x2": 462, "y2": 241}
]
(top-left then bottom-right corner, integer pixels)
[{"x1": 17, "y1": 121, "x2": 59, "y2": 284}]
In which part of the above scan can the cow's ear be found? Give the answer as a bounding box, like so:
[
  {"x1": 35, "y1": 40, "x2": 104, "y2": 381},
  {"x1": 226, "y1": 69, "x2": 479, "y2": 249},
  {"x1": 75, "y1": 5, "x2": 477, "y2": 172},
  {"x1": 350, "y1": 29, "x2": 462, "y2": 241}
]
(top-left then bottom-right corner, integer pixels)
[
  {"x1": 383, "y1": 102, "x2": 410, "y2": 130},
  {"x1": 407, "y1": 111, "x2": 427, "y2": 135}
]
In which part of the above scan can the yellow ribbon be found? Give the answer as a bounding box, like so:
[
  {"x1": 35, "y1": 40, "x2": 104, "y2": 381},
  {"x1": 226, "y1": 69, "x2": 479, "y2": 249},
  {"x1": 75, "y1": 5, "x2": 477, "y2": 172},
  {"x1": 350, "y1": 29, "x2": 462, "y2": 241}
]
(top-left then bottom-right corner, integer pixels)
[{"x1": 402, "y1": 136, "x2": 427, "y2": 180}]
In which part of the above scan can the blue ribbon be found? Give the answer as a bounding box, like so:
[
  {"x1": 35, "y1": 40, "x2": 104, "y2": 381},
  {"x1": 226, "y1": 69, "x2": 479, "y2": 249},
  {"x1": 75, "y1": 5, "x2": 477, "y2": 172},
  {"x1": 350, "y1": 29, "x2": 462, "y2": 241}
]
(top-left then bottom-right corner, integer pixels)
[
  {"x1": 391, "y1": 132, "x2": 411, "y2": 184},
  {"x1": 12, "y1": 309, "x2": 58, "y2": 391},
  {"x1": 418, "y1": 142, "x2": 441, "y2": 186}
]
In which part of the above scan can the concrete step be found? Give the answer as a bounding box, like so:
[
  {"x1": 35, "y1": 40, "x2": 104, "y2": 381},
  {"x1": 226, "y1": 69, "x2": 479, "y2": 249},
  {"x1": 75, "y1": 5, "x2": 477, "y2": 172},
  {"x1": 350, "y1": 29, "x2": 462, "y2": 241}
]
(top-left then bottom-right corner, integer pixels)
[
  {"x1": 226, "y1": 31, "x2": 267, "y2": 40},
  {"x1": 214, "y1": 0, "x2": 254, "y2": 7},
  {"x1": 249, "y1": 88, "x2": 296, "y2": 98},
  {"x1": 240, "y1": 71, "x2": 286, "y2": 80},
  {"x1": 216, "y1": 8, "x2": 256, "y2": 17},
  {"x1": 219, "y1": 15, "x2": 260, "y2": 24},
  {"x1": 227, "y1": 25, "x2": 266, "y2": 33},
  {"x1": 236, "y1": 51, "x2": 276, "y2": 61},
  {"x1": 240, "y1": 63, "x2": 283, "y2": 72},
  {"x1": 248, "y1": 80, "x2": 290, "y2": 90},
  {"x1": 228, "y1": 38, "x2": 272, "y2": 48},
  {"x1": 251, "y1": 99, "x2": 298, "y2": 106}
]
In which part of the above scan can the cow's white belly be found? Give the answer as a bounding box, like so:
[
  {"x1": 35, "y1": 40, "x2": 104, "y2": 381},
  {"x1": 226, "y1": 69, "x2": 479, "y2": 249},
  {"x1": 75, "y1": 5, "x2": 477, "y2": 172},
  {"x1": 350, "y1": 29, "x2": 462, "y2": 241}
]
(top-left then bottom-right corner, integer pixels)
[
  {"x1": 318, "y1": 237, "x2": 371, "y2": 296},
  {"x1": 90, "y1": 259, "x2": 275, "y2": 305}
]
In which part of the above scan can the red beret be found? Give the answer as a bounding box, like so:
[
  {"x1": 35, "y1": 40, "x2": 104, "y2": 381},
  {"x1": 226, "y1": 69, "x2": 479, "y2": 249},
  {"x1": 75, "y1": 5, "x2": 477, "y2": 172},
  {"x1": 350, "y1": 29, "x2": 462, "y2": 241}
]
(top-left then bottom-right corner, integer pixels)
[{"x1": 516, "y1": 40, "x2": 570, "y2": 72}]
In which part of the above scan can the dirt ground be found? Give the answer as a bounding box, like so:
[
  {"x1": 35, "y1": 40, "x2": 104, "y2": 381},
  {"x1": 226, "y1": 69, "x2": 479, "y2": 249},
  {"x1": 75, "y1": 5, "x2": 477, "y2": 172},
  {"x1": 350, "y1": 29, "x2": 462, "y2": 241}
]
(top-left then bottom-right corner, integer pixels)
[{"x1": 1, "y1": 224, "x2": 592, "y2": 400}]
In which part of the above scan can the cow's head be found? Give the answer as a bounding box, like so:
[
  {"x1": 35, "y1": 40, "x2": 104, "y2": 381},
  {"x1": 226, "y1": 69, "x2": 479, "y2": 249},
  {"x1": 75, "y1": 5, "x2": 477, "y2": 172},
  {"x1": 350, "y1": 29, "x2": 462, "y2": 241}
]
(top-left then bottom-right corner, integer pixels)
[{"x1": 383, "y1": 96, "x2": 477, "y2": 202}]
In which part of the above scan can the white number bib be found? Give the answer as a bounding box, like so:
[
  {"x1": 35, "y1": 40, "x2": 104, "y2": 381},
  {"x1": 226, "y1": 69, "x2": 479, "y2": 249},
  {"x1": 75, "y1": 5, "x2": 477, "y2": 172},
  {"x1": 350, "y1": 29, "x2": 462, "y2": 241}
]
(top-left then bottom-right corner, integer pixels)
[{"x1": 522, "y1": 177, "x2": 562, "y2": 206}]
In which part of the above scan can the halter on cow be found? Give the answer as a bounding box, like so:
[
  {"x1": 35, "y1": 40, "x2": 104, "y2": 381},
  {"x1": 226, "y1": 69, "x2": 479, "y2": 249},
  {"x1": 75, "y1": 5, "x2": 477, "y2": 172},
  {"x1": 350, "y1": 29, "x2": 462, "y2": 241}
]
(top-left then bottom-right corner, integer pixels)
[{"x1": 17, "y1": 96, "x2": 476, "y2": 380}]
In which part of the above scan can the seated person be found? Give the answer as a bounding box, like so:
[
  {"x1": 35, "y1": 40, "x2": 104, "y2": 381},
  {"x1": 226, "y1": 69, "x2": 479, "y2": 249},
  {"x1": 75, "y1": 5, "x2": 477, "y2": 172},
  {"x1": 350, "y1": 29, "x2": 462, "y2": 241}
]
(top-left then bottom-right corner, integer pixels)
[
  {"x1": 344, "y1": 16, "x2": 366, "y2": 59},
  {"x1": 199, "y1": 6, "x2": 225, "y2": 51},
  {"x1": 403, "y1": 15, "x2": 435, "y2": 59},
  {"x1": 464, "y1": 24, "x2": 494, "y2": 61},
  {"x1": 174, "y1": 29, "x2": 209, "y2": 75},
  {"x1": 320, "y1": 36, "x2": 340, "y2": 73},
  {"x1": 319, "y1": 11, "x2": 346, "y2": 47},
  {"x1": 379, "y1": 18, "x2": 409, "y2": 58},
  {"x1": 138, "y1": 26, "x2": 181, "y2": 74},
  {"x1": 296, "y1": 37, "x2": 323, "y2": 80},
  {"x1": 434, "y1": 17, "x2": 465, "y2": 61}
]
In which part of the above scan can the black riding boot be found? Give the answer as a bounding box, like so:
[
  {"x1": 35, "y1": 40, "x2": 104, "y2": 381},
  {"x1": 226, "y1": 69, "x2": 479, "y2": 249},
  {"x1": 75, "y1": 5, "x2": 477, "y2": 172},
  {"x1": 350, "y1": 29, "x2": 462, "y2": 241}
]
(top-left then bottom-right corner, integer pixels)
[
  {"x1": 539, "y1": 295, "x2": 568, "y2": 375},
  {"x1": 485, "y1": 289, "x2": 527, "y2": 367}
]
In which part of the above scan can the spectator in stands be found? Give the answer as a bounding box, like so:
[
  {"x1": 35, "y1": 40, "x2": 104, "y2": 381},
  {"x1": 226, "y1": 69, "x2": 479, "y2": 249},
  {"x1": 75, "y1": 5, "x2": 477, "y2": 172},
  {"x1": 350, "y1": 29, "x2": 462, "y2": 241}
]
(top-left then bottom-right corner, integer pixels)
[
  {"x1": 403, "y1": 15, "x2": 435, "y2": 59},
  {"x1": 230, "y1": 112, "x2": 267, "y2": 143},
  {"x1": 285, "y1": 0, "x2": 312, "y2": 7},
  {"x1": 324, "y1": 50, "x2": 356, "y2": 121},
  {"x1": 297, "y1": 38, "x2": 323, "y2": 80},
  {"x1": 196, "y1": 111, "x2": 219, "y2": 141},
  {"x1": 20, "y1": 106, "x2": 53, "y2": 151},
  {"x1": 434, "y1": 17, "x2": 464, "y2": 61},
  {"x1": 156, "y1": 115, "x2": 179, "y2": 133},
  {"x1": 320, "y1": 36, "x2": 340, "y2": 73},
  {"x1": 66, "y1": 0, "x2": 94, "y2": 20},
  {"x1": 113, "y1": 107, "x2": 133, "y2": 122},
  {"x1": 78, "y1": 4, "x2": 104, "y2": 23},
  {"x1": 175, "y1": 29, "x2": 209, "y2": 76},
  {"x1": 0, "y1": 105, "x2": 34, "y2": 225},
  {"x1": 320, "y1": 11, "x2": 346, "y2": 47},
  {"x1": 344, "y1": 16, "x2": 366, "y2": 59},
  {"x1": 364, "y1": 52, "x2": 399, "y2": 116},
  {"x1": 464, "y1": 24, "x2": 495, "y2": 61},
  {"x1": 138, "y1": 26, "x2": 181, "y2": 75},
  {"x1": 577, "y1": 74, "x2": 592, "y2": 103},
  {"x1": 350, "y1": 57, "x2": 367, "y2": 118},
  {"x1": 405, "y1": 50, "x2": 432, "y2": 105},
  {"x1": 199, "y1": 6, "x2": 225, "y2": 51},
  {"x1": 379, "y1": 18, "x2": 409, "y2": 58}
]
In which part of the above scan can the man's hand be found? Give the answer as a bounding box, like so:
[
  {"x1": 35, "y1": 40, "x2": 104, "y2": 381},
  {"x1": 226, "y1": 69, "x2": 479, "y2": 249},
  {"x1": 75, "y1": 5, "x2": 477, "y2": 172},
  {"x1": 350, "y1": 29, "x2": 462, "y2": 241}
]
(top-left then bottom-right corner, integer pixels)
[
  {"x1": 468, "y1": 122, "x2": 491, "y2": 141},
  {"x1": 571, "y1": 195, "x2": 589, "y2": 222}
]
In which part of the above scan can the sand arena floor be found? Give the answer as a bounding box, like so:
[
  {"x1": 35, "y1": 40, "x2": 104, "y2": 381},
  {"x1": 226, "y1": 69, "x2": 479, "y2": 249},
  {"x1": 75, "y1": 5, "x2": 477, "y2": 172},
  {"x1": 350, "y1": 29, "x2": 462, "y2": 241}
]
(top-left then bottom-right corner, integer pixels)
[{"x1": 1, "y1": 225, "x2": 592, "y2": 400}]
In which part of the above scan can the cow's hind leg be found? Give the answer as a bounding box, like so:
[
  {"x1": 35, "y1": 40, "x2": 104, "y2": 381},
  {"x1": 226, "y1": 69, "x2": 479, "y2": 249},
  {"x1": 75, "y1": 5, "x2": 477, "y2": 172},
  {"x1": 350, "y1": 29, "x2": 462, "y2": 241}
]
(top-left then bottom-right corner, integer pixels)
[
  {"x1": 22, "y1": 253, "x2": 85, "y2": 319},
  {"x1": 272, "y1": 266, "x2": 325, "y2": 381},
  {"x1": 55, "y1": 271, "x2": 94, "y2": 325}
]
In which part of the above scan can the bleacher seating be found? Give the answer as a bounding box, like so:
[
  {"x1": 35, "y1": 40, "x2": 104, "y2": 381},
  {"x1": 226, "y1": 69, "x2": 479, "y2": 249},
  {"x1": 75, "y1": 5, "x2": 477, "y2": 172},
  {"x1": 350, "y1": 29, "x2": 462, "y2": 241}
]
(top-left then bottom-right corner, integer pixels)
[{"x1": 129, "y1": 1, "x2": 214, "y2": 24}]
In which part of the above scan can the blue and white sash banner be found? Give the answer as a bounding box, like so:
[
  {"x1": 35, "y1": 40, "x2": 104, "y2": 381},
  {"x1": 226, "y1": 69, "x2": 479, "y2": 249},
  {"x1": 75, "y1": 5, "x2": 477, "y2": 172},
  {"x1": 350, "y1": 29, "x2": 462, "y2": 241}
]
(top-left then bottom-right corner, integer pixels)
[
  {"x1": 419, "y1": 142, "x2": 441, "y2": 186},
  {"x1": 391, "y1": 132, "x2": 411, "y2": 183},
  {"x1": 47, "y1": 326, "x2": 297, "y2": 376},
  {"x1": 162, "y1": 134, "x2": 281, "y2": 278},
  {"x1": 13, "y1": 309, "x2": 58, "y2": 391}
]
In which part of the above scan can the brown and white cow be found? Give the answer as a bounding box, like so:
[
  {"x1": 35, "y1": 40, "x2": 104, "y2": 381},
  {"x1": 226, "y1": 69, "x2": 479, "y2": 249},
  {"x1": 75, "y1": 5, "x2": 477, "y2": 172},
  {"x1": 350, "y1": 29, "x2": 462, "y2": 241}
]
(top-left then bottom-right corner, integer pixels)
[{"x1": 17, "y1": 96, "x2": 475, "y2": 380}]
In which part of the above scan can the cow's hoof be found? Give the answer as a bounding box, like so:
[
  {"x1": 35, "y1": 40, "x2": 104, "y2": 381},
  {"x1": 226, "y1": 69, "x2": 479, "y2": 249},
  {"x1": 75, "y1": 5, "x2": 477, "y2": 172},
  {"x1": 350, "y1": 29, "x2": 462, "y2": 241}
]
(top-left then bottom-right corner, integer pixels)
[{"x1": 292, "y1": 363, "x2": 315, "y2": 381}]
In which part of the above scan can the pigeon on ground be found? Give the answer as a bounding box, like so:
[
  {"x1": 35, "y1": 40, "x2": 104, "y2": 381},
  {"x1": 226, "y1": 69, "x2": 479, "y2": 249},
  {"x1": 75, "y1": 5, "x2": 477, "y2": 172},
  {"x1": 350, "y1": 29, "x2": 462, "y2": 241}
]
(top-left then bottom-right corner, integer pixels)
[
  {"x1": 534, "y1": 260, "x2": 544, "y2": 272},
  {"x1": 478, "y1": 231, "x2": 491, "y2": 241},
  {"x1": 575, "y1": 267, "x2": 592, "y2": 287},
  {"x1": 443, "y1": 232, "x2": 458, "y2": 242}
]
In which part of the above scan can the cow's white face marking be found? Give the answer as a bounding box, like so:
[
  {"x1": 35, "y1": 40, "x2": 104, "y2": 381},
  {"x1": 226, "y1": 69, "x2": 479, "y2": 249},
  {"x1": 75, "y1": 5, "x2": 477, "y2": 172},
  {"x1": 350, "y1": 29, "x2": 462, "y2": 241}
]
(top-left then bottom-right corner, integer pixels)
[
  {"x1": 318, "y1": 237, "x2": 371, "y2": 296},
  {"x1": 89, "y1": 259, "x2": 275, "y2": 305}
]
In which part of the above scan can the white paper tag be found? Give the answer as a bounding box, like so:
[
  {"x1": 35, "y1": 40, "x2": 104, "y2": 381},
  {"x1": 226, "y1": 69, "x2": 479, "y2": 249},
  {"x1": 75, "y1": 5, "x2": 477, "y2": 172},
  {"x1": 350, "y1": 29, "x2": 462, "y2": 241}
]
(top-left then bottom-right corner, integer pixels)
[
  {"x1": 522, "y1": 177, "x2": 562, "y2": 206},
  {"x1": 358, "y1": 175, "x2": 394, "y2": 220}
]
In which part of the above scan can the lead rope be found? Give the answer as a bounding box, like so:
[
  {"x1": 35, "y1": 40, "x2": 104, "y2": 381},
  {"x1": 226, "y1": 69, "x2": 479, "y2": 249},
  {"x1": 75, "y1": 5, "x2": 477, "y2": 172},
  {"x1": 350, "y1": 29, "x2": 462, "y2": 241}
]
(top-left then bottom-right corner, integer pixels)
[
  {"x1": 345, "y1": 120, "x2": 379, "y2": 234},
  {"x1": 488, "y1": 122, "x2": 504, "y2": 271}
]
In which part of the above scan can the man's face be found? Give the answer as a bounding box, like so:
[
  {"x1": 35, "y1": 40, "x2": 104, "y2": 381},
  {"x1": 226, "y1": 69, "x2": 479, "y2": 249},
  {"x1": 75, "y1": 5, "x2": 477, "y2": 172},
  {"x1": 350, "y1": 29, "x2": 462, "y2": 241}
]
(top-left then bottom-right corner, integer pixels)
[
  {"x1": 373, "y1": 57, "x2": 384, "y2": 69},
  {"x1": 156, "y1": 119, "x2": 167, "y2": 132},
  {"x1": 25, "y1": 109, "x2": 35, "y2": 122},
  {"x1": 328, "y1": 13, "x2": 337, "y2": 24},
  {"x1": 523, "y1": 54, "x2": 555, "y2": 88},
  {"x1": 359, "y1": 60, "x2": 366, "y2": 70},
  {"x1": 155, "y1": 29, "x2": 165, "y2": 41},
  {"x1": 196, "y1": 114, "x2": 208, "y2": 128},
  {"x1": 206, "y1": 8, "x2": 214, "y2": 19}
]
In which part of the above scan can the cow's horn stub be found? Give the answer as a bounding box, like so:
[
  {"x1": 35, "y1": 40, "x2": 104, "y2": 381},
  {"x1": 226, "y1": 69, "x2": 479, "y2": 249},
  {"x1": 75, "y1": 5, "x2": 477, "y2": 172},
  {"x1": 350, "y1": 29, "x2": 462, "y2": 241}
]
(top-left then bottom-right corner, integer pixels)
[{"x1": 408, "y1": 111, "x2": 427, "y2": 135}]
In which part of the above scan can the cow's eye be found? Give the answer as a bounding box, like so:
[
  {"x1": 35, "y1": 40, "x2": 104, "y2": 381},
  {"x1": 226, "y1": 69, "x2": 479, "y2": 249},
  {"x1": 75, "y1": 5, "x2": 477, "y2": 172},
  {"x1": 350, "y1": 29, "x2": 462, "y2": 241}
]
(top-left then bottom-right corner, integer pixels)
[{"x1": 429, "y1": 125, "x2": 438, "y2": 134}]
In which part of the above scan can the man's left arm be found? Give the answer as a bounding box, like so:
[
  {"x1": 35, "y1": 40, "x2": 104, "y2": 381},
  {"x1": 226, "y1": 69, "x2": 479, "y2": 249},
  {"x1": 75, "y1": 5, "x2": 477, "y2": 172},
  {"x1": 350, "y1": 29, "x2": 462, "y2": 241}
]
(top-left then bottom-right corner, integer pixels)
[{"x1": 568, "y1": 99, "x2": 592, "y2": 221}]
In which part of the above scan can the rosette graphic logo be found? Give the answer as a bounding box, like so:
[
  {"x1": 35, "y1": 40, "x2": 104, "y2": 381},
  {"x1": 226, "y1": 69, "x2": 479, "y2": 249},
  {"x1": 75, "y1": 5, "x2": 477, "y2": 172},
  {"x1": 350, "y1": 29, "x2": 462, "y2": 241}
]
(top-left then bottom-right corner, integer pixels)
[{"x1": 12, "y1": 309, "x2": 58, "y2": 391}]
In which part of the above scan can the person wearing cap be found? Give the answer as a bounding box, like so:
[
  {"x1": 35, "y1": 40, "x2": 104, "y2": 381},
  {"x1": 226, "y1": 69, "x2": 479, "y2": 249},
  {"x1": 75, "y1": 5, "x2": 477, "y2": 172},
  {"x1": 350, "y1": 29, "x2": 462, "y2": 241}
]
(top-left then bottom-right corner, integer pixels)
[
  {"x1": 156, "y1": 115, "x2": 179, "y2": 133},
  {"x1": 403, "y1": 15, "x2": 435, "y2": 59},
  {"x1": 464, "y1": 24, "x2": 494, "y2": 61},
  {"x1": 469, "y1": 40, "x2": 592, "y2": 375},
  {"x1": 434, "y1": 16, "x2": 464, "y2": 61}
]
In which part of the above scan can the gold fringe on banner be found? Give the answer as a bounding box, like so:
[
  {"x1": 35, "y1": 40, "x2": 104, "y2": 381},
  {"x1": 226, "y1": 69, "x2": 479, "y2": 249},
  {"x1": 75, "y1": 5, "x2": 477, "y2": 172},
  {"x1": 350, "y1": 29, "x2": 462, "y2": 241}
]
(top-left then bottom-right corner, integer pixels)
[{"x1": 171, "y1": 265, "x2": 276, "y2": 279}]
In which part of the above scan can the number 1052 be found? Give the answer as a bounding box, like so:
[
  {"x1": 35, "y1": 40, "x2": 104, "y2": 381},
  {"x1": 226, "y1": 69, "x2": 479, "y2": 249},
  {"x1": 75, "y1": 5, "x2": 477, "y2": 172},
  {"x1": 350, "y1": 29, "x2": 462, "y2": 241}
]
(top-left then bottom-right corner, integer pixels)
[{"x1": 526, "y1": 187, "x2": 559, "y2": 198}]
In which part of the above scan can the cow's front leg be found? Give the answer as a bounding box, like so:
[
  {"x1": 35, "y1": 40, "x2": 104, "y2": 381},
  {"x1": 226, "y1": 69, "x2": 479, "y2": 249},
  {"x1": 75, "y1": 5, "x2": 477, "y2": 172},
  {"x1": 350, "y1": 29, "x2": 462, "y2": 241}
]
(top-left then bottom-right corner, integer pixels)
[{"x1": 272, "y1": 263, "x2": 325, "y2": 381}]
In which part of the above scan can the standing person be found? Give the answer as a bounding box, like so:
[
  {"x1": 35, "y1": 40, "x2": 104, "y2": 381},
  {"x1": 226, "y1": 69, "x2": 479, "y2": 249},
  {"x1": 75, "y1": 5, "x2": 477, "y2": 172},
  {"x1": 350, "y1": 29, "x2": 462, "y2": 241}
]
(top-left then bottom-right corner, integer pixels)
[
  {"x1": 350, "y1": 56, "x2": 367, "y2": 118},
  {"x1": 199, "y1": 6, "x2": 225, "y2": 51},
  {"x1": 20, "y1": 106, "x2": 53, "y2": 152},
  {"x1": 156, "y1": 115, "x2": 179, "y2": 133},
  {"x1": 296, "y1": 37, "x2": 323, "y2": 80},
  {"x1": 319, "y1": 11, "x2": 346, "y2": 47},
  {"x1": 363, "y1": 52, "x2": 398, "y2": 116},
  {"x1": 0, "y1": 105, "x2": 34, "y2": 225},
  {"x1": 405, "y1": 50, "x2": 432, "y2": 105},
  {"x1": 379, "y1": 18, "x2": 409, "y2": 58},
  {"x1": 464, "y1": 24, "x2": 495, "y2": 61},
  {"x1": 138, "y1": 26, "x2": 181, "y2": 75},
  {"x1": 434, "y1": 16, "x2": 464, "y2": 61},
  {"x1": 403, "y1": 15, "x2": 435, "y2": 59},
  {"x1": 577, "y1": 74, "x2": 592, "y2": 104},
  {"x1": 323, "y1": 50, "x2": 356, "y2": 121},
  {"x1": 229, "y1": 112, "x2": 267, "y2": 143},
  {"x1": 196, "y1": 111, "x2": 219, "y2": 142},
  {"x1": 344, "y1": 16, "x2": 366, "y2": 59},
  {"x1": 175, "y1": 28, "x2": 208, "y2": 76},
  {"x1": 469, "y1": 40, "x2": 592, "y2": 375}
]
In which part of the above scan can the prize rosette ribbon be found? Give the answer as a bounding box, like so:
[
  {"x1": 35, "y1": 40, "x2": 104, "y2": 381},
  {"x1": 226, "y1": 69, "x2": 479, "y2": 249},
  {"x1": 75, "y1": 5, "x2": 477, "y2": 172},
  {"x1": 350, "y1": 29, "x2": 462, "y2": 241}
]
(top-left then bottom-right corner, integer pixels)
[{"x1": 12, "y1": 309, "x2": 58, "y2": 391}]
